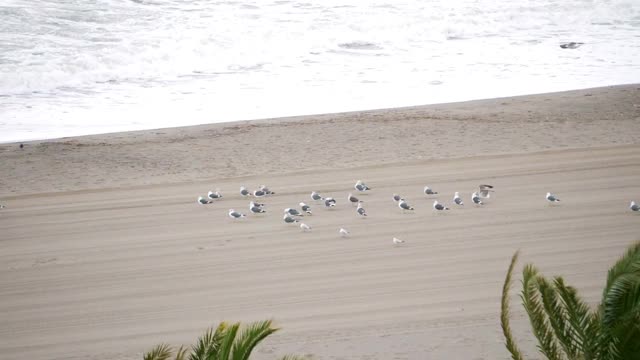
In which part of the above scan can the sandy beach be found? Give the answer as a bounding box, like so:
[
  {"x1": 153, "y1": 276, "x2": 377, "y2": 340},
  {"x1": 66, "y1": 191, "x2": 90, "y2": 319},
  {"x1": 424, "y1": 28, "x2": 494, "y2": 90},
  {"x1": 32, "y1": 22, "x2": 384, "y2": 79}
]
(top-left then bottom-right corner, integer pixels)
[{"x1": 1, "y1": 85, "x2": 639, "y2": 359}]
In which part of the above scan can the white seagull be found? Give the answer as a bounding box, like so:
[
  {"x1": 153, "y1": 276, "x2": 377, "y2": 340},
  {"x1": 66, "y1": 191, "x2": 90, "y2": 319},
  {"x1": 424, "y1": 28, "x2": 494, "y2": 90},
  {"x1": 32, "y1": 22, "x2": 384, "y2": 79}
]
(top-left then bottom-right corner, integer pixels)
[
  {"x1": 348, "y1": 193, "x2": 360, "y2": 205},
  {"x1": 472, "y1": 192, "x2": 483, "y2": 205},
  {"x1": 240, "y1": 186, "x2": 250, "y2": 197},
  {"x1": 339, "y1": 228, "x2": 350, "y2": 237},
  {"x1": 197, "y1": 196, "x2": 211, "y2": 205},
  {"x1": 228, "y1": 209, "x2": 246, "y2": 219},
  {"x1": 249, "y1": 201, "x2": 266, "y2": 214},
  {"x1": 284, "y1": 208, "x2": 304, "y2": 216},
  {"x1": 207, "y1": 190, "x2": 223, "y2": 200},
  {"x1": 283, "y1": 214, "x2": 299, "y2": 224},
  {"x1": 433, "y1": 200, "x2": 449, "y2": 211},
  {"x1": 311, "y1": 191, "x2": 324, "y2": 201},
  {"x1": 453, "y1": 192, "x2": 464, "y2": 206},
  {"x1": 300, "y1": 223, "x2": 311, "y2": 232},
  {"x1": 630, "y1": 201, "x2": 639, "y2": 212},
  {"x1": 259, "y1": 185, "x2": 275, "y2": 195},
  {"x1": 479, "y1": 184, "x2": 494, "y2": 198},
  {"x1": 546, "y1": 192, "x2": 561, "y2": 202},
  {"x1": 253, "y1": 189, "x2": 267, "y2": 197},
  {"x1": 356, "y1": 202, "x2": 367, "y2": 217},
  {"x1": 398, "y1": 199, "x2": 414, "y2": 212},
  {"x1": 354, "y1": 180, "x2": 371, "y2": 192},
  {"x1": 392, "y1": 237, "x2": 405, "y2": 245},
  {"x1": 424, "y1": 186, "x2": 438, "y2": 195},
  {"x1": 299, "y1": 202, "x2": 312, "y2": 215},
  {"x1": 324, "y1": 197, "x2": 336, "y2": 208}
]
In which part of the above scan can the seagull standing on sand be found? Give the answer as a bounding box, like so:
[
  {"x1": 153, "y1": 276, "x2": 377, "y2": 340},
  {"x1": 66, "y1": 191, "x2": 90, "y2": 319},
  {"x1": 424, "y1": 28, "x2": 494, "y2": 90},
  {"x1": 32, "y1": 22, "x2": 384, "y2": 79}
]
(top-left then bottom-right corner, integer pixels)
[
  {"x1": 546, "y1": 192, "x2": 561, "y2": 203},
  {"x1": 300, "y1": 223, "x2": 311, "y2": 232},
  {"x1": 356, "y1": 202, "x2": 367, "y2": 217},
  {"x1": 249, "y1": 201, "x2": 266, "y2": 214},
  {"x1": 393, "y1": 237, "x2": 405, "y2": 245},
  {"x1": 479, "y1": 184, "x2": 494, "y2": 198},
  {"x1": 433, "y1": 200, "x2": 449, "y2": 211},
  {"x1": 228, "y1": 209, "x2": 246, "y2": 219},
  {"x1": 311, "y1": 191, "x2": 324, "y2": 201},
  {"x1": 398, "y1": 199, "x2": 414, "y2": 212},
  {"x1": 348, "y1": 193, "x2": 360, "y2": 205},
  {"x1": 355, "y1": 180, "x2": 371, "y2": 192},
  {"x1": 259, "y1": 185, "x2": 275, "y2": 195},
  {"x1": 253, "y1": 189, "x2": 267, "y2": 197},
  {"x1": 283, "y1": 214, "x2": 299, "y2": 224},
  {"x1": 339, "y1": 228, "x2": 350, "y2": 237},
  {"x1": 284, "y1": 208, "x2": 304, "y2": 217},
  {"x1": 300, "y1": 202, "x2": 312, "y2": 215},
  {"x1": 0, "y1": 204, "x2": 5, "y2": 209},
  {"x1": 424, "y1": 186, "x2": 438, "y2": 195},
  {"x1": 324, "y1": 197, "x2": 337, "y2": 208},
  {"x1": 207, "y1": 190, "x2": 223, "y2": 200},
  {"x1": 472, "y1": 192, "x2": 483, "y2": 205},
  {"x1": 453, "y1": 192, "x2": 464, "y2": 206},
  {"x1": 630, "y1": 201, "x2": 639, "y2": 212},
  {"x1": 197, "y1": 196, "x2": 212, "y2": 205},
  {"x1": 240, "y1": 186, "x2": 250, "y2": 197},
  {"x1": 392, "y1": 194, "x2": 402, "y2": 202}
]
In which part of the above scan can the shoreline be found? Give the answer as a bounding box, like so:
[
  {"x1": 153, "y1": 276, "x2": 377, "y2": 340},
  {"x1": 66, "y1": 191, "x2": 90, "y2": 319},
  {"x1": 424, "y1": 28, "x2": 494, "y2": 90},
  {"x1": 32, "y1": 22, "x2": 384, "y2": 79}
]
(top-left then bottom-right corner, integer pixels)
[
  {"x1": 1, "y1": 84, "x2": 638, "y2": 197},
  {"x1": 2, "y1": 83, "x2": 637, "y2": 146}
]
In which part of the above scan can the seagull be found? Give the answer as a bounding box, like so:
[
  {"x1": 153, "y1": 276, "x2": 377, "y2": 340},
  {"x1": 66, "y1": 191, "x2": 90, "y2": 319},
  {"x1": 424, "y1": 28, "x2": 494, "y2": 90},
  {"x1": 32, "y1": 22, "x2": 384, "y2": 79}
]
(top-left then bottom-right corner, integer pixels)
[
  {"x1": 324, "y1": 197, "x2": 336, "y2": 208},
  {"x1": 299, "y1": 223, "x2": 311, "y2": 232},
  {"x1": 398, "y1": 199, "x2": 414, "y2": 211},
  {"x1": 453, "y1": 192, "x2": 464, "y2": 206},
  {"x1": 299, "y1": 202, "x2": 312, "y2": 215},
  {"x1": 197, "y1": 196, "x2": 212, "y2": 205},
  {"x1": 472, "y1": 192, "x2": 483, "y2": 205},
  {"x1": 207, "y1": 190, "x2": 223, "y2": 200},
  {"x1": 392, "y1": 237, "x2": 405, "y2": 245},
  {"x1": 259, "y1": 185, "x2": 275, "y2": 195},
  {"x1": 0, "y1": 204, "x2": 5, "y2": 209},
  {"x1": 356, "y1": 202, "x2": 367, "y2": 217},
  {"x1": 249, "y1": 201, "x2": 266, "y2": 214},
  {"x1": 311, "y1": 191, "x2": 324, "y2": 201},
  {"x1": 433, "y1": 200, "x2": 449, "y2": 211},
  {"x1": 630, "y1": 201, "x2": 639, "y2": 212},
  {"x1": 348, "y1": 193, "x2": 360, "y2": 205},
  {"x1": 479, "y1": 184, "x2": 494, "y2": 198},
  {"x1": 283, "y1": 214, "x2": 299, "y2": 224},
  {"x1": 253, "y1": 189, "x2": 267, "y2": 197},
  {"x1": 339, "y1": 228, "x2": 350, "y2": 237},
  {"x1": 240, "y1": 186, "x2": 251, "y2": 197},
  {"x1": 284, "y1": 208, "x2": 304, "y2": 216},
  {"x1": 424, "y1": 186, "x2": 438, "y2": 195},
  {"x1": 228, "y1": 209, "x2": 246, "y2": 219},
  {"x1": 546, "y1": 192, "x2": 561, "y2": 202},
  {"x1": 354, "y1": 180, "x2": 371, "y2": 192},
  {"x1": 392, "y1": 194, "x2": 402, "y2": 202}
]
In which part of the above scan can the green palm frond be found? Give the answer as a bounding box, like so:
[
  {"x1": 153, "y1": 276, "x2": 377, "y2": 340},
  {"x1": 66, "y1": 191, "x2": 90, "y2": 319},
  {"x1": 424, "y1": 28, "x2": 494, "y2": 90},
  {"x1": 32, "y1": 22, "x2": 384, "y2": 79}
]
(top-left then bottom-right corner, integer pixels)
[
  {"x1": 190, "y1": 322, "x2": 228, "y2": 360},
  {"x1": 603, "y1": 273, "x2": 640, "y2": 328},
  {"x1": 521, "y1": 265, "x2": 564, "y2": 360},
  {"x1": 553, "y1": 277, "x2": 597, "y2": 358},
  {"x1": 536, "y1": 276, "x2": 579, "y2": 359},
  {"x1": 603, "y1": 242, "x2": 640, "y2": 301},
  {"x1": 501, "y1": 251, "x2": 525, "y2": 360},
  {"x1": 144, "y1": 344, "x2": 173, "y2": 360},
  {"x1": 231, "y1": 320, "x2": 280, "y2": 360},
  {"x1": 217, "y1": 322, "x2": 241, "y2": 360},
  {"x1": 175, "y1": 346, "x2": 188, "y2": 360}
]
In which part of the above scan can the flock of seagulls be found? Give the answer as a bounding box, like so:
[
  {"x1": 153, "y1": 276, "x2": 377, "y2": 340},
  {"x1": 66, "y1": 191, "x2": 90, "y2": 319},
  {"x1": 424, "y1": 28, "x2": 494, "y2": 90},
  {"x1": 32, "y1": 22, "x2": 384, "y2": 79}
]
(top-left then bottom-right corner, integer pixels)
[{"x1": 194, "y1": 181, "x2": 638, "y2": 245}]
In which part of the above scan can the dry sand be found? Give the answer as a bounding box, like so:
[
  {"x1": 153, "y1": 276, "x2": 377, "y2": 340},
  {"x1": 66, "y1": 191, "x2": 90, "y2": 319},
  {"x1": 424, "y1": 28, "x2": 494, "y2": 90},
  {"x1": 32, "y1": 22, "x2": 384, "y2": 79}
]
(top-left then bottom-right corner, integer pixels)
[{"x1": 0, "y1": 85, "x2": 639, "y2": 359}]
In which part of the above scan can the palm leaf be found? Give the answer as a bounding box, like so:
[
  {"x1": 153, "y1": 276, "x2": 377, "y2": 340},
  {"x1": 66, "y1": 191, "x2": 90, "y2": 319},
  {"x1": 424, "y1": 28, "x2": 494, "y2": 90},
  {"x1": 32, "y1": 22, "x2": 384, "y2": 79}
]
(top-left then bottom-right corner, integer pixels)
[
  {"x1": 500, "y1": 251, "x2": 525, "y2": 360},
  {"x1": 603, "y1": 242, "x2": 640, "y2": 302},
  {"x1": 190, "y1": 322, "x2": 228, "y2": 360},
  {"x1": 553, "y1": 277, "x2": 598, "y2": 359},
  {"x1": 231, "y1": 320, "x2": 279, "y2": 360},
  {"x1": 536, "y1": 276, "x2": 579, "y2": 359},
  {"x1": 175, "y1": 346, "x2": 188, "y2": 360},
  {"x1": 521, "y1": 265, "x2": 564, "y2": 360},
  {"x1": 144, "y1": 344, "x2": 172, "y2": 360},
  {"x1": 217, "y1": 321, "x2": 241, "y2": 360}
]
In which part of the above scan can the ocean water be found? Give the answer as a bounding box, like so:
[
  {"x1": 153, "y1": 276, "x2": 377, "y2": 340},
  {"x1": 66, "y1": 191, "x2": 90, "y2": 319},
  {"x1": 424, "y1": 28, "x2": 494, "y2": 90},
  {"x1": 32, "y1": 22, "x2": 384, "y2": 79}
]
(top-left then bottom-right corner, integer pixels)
[{"x1": 1, "y1": 0, "x2": 639, "y2": 142}]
